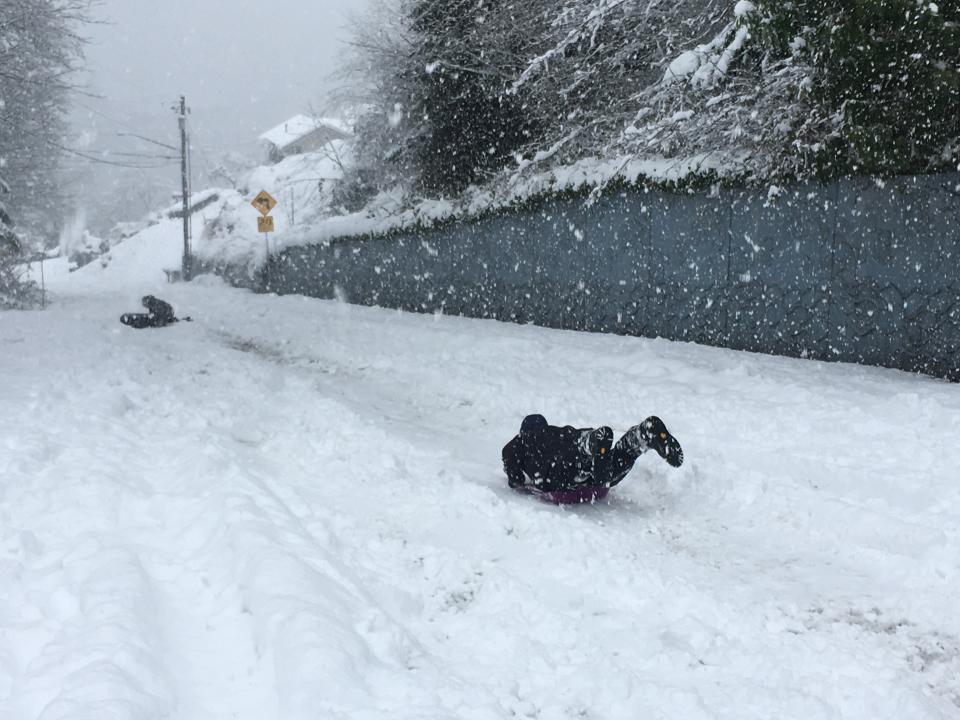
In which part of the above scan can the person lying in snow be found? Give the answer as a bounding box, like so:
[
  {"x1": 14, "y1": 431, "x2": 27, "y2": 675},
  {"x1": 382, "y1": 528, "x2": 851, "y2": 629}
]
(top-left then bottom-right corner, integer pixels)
[
  {"x1": 502, "y1": 414, "x2": 683, "y2": 502},
  {"x1": 120, "y1": 295, "x2": 185, "y2": 329}
]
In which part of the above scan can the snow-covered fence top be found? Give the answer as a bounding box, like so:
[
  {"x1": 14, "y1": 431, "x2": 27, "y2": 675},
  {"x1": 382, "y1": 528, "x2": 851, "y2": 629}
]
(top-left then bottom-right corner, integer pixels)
[{"x1": 232, "y1": 173, "x2": 960, "y2": 381}]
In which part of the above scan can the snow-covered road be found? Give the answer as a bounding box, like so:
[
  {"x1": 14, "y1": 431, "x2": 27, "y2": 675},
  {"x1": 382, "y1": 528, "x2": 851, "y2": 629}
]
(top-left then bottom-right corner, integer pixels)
[{"x1": 2, "y1": 260, "x2": 960, "y2": 718}]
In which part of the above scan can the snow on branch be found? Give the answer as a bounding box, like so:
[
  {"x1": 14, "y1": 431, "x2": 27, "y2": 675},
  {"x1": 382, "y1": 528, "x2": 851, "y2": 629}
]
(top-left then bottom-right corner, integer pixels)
[
  {"x1": 662, "y1": 1, "x2": 755, "y2": 88},
  {"x1": 512, "y1": 0, "x2": 637, "y2": 92}
]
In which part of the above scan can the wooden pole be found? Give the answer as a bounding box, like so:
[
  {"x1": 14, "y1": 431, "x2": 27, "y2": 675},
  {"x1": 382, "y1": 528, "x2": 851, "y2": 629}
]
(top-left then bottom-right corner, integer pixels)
[
  {"x1": 178, "y1": 96, "x2": 192, "y2": 280},
  {"x1": 264, "y1": 232, "x2": 270, "y2": 291}
]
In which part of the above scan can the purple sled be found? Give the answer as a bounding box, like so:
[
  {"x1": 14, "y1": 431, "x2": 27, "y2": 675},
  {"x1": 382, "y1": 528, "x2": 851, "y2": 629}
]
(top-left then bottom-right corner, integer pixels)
[{"x1": 516, "y1": 484, "x2": 610, "y2": 505}]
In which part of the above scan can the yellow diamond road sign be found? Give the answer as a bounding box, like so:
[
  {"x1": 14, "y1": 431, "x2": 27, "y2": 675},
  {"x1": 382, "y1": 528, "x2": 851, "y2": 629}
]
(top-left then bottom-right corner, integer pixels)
[{"x1": 251, "y1": 190, "x2": 278, "y2": 216}]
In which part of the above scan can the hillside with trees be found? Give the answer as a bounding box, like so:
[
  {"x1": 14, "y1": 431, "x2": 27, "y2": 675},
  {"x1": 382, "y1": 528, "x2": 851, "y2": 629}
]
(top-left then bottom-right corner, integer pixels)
[{"x1": 334, "y1": 0, "x2": 959, "y2": 214}]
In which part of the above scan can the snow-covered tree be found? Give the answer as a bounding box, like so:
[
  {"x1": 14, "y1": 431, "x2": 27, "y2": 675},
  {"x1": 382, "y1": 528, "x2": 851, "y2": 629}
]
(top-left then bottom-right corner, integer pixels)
[
  {"x1": 0, "y1": 0, "x2": 89, "y2": 306},
  {"x1": 328, "y1": 0, "x2": 420, "y2": 209},
  {"x1": 512, "y1": 0, "x2": 730, "y2": 161},
  {"x1": 335, "y1": 0, "x2": 960, "y2": 206},
  {"x1": 1, "y1": 0, "x2": 89, "y2": 227},
  {"x1": 333, "y1": 0, "x2": 543, "y2": 204},
  {"x1": 514, "y1": 0, "x2": 960, "y2": 180},
  {"x1": 404, "y1": 0, "x2": 538, "y2": 194}
]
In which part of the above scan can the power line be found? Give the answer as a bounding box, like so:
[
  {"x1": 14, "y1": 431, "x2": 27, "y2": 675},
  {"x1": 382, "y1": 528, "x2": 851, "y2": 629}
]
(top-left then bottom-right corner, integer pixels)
[
  {"x1": 116, "y1": 131, "x2": 179, "y2": 152},
  {"x1": 97, "y1": 150, "x2": 182, "y2": 160},
  {"x1": 4, "y1": 121, "x2": 177, "y2": 170},
  {"x1": 57, "y1": 145, "x2": 179, "y2": 169}
]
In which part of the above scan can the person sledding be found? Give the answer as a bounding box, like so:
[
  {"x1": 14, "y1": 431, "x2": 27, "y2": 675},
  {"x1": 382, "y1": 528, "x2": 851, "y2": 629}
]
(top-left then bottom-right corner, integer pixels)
[
  {"x1": 502, "y1": 414, "x2": 683, "y2": 504},
  {"x1": 120, "y1": 295, "x2": 189, "y2": 329}
]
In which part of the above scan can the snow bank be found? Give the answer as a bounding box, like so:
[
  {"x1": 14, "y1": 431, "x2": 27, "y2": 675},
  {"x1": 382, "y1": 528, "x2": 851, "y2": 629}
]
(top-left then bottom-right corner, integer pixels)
[{"x1": 197, "y1": 148, "x2": 350, "y2": 271}]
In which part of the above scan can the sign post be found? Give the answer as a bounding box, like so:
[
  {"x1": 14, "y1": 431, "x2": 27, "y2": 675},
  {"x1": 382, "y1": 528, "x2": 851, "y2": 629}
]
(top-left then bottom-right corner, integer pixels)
[{"x1": 251, "y1": 190, "x2": 278, "y2": 290}]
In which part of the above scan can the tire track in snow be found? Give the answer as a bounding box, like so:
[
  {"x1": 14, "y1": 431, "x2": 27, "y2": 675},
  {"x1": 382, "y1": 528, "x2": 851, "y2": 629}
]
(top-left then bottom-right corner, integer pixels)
[
  {"x1": 136, "y1": 330, "x2": 511, "y2": 719},
  {"x1": 1, "y1": 302, "x2": 495, "y2": 720}
]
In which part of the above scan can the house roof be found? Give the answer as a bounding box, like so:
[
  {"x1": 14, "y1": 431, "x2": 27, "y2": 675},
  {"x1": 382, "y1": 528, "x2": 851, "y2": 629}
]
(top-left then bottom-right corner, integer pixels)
[{"x1": 259, "y1": 114, "x2": 352, "y2": 150}]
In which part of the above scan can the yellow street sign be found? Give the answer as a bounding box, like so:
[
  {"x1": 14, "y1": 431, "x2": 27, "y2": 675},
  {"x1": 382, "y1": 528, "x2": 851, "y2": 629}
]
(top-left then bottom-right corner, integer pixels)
[
  {"x1": 251, "y1": 190, "x2": 278, "y2": 216},
  {"x1": 258, "y1": 215, "x2": 275, "y2": 233}
]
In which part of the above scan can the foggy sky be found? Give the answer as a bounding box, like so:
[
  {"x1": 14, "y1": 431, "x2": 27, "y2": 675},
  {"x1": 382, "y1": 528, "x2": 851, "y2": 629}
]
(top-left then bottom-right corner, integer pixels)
[
  {"x1": 78, "y1": 0, "x2": 366, "y2": 159},
  {"x1": 71, "y1": 0, "x2": 367, "y2": 230}
]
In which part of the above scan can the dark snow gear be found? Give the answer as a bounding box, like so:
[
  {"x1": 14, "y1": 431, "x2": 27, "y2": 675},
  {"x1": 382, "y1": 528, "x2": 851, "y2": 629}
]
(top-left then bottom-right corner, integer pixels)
[
  {"x1": 120, "y1": 295, "x2": 181, "y2": 329},
  {"x1": 502, "y1": 414, "x2": 683, "y2": 494}
]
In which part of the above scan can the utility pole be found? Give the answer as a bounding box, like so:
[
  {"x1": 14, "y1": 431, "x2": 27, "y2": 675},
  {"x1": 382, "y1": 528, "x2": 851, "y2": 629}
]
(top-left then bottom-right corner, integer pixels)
[
  {"x1": 40, "y1": 254, "x2": 45, "y2": 309},
  {"x1": 177, "y1": 96, "x2": 192, "y2": 280}
]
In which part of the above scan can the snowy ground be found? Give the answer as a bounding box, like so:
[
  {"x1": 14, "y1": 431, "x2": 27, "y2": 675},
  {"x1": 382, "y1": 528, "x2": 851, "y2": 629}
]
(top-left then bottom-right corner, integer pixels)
[{"x1": 2, "y1": 237, "x2": 960, "y2": 719}]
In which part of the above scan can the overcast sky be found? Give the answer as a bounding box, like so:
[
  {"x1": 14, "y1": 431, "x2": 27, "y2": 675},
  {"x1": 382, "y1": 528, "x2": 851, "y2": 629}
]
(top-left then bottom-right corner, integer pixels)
[
  {"x1": 69, "y1": 0, "x2": 368, "y2": 229},
  {"x1": 77, "y1": 0, "x2": 367, "y2": 158}
]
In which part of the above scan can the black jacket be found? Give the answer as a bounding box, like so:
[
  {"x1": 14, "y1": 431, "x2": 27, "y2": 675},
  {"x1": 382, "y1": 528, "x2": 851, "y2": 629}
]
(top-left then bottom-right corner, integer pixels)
[
  {"x1": 142, "y1": 295, "x2": 177, "y2": 326},
  {"x1": 502, "y1": 417, "x2": 643, "y2": 492}
]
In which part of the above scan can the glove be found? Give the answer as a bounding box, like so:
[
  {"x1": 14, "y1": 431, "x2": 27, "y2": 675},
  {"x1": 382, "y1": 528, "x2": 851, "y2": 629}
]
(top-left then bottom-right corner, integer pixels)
[{"x1": 579, "y1": 426, "x2": 613, "y2": 459}]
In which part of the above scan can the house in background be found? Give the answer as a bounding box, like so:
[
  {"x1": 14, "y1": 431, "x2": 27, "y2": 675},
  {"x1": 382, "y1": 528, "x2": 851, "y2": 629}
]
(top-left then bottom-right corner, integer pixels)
[{"x1": 259, "y1": 115, "x2": 352, "y2": 164}]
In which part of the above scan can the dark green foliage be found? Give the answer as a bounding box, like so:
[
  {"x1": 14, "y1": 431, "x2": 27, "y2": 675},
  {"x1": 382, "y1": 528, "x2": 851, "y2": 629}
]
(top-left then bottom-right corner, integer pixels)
[
  {"x1": 406, "y1": 0, "x2": 537, "y2": 194},
  {"x1": 0, "y1": 224, "x2": 41, "y2": 309},
  {"x1": 754, "y1": 0, "x2": 960, "y2": 175}
]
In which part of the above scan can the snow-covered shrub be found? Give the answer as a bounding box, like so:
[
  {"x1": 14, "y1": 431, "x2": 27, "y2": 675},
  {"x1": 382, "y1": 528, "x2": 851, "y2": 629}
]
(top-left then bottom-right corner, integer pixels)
[
  {"x1": 0, "y1": 227, "x2": 41, "y2": 309},
  {"x1": 66, "y1": 230, "x2": 109, "y2": 270}
]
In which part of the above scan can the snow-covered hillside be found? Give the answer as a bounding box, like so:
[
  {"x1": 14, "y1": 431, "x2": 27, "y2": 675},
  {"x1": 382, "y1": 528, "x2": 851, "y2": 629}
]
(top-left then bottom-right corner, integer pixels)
[
  {"x1": 55, "y1": 145, "x2": 353, "y2": 278},
  {"x1": 200, "y1": 146, "x2": 350, "y2": 271},
  {"x1": 2, "y1": 214, "x2": 959, "y2": 719}
]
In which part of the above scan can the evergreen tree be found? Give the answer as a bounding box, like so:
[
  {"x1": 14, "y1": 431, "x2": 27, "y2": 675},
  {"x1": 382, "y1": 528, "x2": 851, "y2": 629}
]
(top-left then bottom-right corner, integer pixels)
[
  {"x1": 406, "y1": 0, "x2": 536, "y2": 194},
  {"x1": 753, "y1": 0, "x2": 960, "y2": 174}
]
